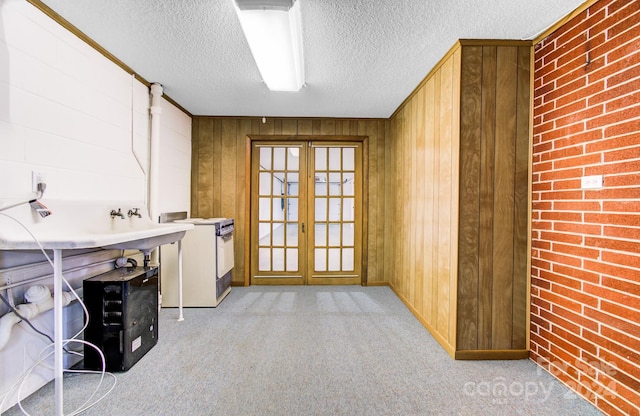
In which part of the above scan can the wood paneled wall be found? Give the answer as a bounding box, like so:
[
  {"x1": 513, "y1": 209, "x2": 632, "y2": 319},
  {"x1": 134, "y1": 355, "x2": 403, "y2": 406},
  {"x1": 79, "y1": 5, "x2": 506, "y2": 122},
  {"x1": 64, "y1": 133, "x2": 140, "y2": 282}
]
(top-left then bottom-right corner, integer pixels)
[
  {"x1": 387, "y1": 47, "x2": 462, "y2": 355},
  {"x1": 456, "y1": 44, "x2": 531, "y2": 354},
  {"x1": 191, "y1": 118, "x2": 388, "y2": 286},
  {"x1": 387, "y1": 41, "x2": 531, "y2": 358}
]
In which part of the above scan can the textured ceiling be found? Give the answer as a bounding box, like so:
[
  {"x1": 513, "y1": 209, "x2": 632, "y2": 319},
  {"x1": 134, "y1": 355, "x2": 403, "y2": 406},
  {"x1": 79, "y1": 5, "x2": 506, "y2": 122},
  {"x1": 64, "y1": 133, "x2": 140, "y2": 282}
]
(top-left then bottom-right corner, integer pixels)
[{"x1": 40, "y1": 0, "x2": 585, "y2": 118}]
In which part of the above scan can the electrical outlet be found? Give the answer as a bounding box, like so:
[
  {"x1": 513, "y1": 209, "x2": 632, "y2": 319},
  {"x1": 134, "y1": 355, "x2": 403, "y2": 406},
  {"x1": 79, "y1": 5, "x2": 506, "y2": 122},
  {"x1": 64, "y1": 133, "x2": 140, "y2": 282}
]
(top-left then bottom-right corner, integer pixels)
[
  {"x1": 31, "y1": 171, "x2": 46, "y2": 193},
  {"x1": 581, "y1": 175, "x2": 603, "y2": 189}
]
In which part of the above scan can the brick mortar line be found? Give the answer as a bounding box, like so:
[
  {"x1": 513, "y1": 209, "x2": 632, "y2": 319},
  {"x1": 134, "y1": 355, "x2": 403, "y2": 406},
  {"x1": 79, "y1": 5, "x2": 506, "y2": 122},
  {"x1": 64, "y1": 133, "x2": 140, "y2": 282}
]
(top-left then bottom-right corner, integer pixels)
[
  {"x1": 530, "y1": 303, "x2": 640, "y2": 355},
  {"x1": 533, "y1": 240, "x2": 640, "y2": 252},
  {"x1": 534, "y1": 86, "x2": 640, "y2": 114},
  {"x1": 532, "y1": 275, "x2": 640, "y2": 308},
  {"x1": 536, "y1": 141, "x2": 640, "y2": 153},
  {"x1": 537, "y1": 111, "x2": 640, "y2": 131},
  {"x1": 537, "y1": 68, "x2": 629, "y2": 97},
  {"x1": 532, "y1": 216, "x2": 640, "y2": 222},
  {"x1": 532, "y1": 234, "x2": 640, "y2": 244},
  {"x1": 531, "y1": 258, "x2": 640, "y2": 284},
  {"x1": 533, "y1": 189, "x2": 639, "y2": 194},
  {"x1": 533, "y1": 161, "x2": 640, "y2": 172},
  {"x1": 531, "y1": 306, "x2": 640, "y2": 377},
  {"x1": 530, "y1": 310, "x2": 637, "y2": 360}
]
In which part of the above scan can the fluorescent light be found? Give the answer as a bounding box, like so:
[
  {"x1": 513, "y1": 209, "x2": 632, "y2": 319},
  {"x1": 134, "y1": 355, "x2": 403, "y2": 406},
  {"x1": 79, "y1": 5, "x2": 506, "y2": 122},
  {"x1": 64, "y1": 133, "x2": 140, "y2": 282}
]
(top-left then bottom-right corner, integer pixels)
[{"x1": 234, "y1": 0, "x2": 305, "y2": 92}]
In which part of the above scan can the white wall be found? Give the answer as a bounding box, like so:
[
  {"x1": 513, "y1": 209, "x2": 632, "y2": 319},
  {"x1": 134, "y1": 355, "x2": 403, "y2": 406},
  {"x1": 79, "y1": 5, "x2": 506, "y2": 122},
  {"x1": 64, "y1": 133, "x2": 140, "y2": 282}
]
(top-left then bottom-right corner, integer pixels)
[
  {"x1": 157, "y1": 96, "x2": 192, "y2": 216},
  {"x1": 0, "y1": 0, "x2": 150, "y2": 203},
  {"x1": 0, "y1": 0, "x2": 191, "y2": 409},
  {"x1": 0, "y1": 0, "x2": 192, "y2": 222}
]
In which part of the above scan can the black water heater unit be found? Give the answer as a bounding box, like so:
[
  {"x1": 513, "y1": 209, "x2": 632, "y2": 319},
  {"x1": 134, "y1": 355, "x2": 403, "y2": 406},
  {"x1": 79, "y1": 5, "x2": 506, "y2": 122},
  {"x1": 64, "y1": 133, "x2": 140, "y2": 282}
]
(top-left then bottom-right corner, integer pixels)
[{"x1": 83, "y1": 267, "x2": 158, "y2": 372}]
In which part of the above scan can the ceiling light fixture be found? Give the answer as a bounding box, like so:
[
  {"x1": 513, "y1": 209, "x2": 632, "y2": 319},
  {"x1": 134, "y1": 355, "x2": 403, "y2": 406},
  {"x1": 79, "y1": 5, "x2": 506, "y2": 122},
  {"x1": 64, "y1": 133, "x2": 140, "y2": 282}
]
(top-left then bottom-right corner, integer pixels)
[{"x1": 233, "y1": 0, "x2": 305, "y2": 92}]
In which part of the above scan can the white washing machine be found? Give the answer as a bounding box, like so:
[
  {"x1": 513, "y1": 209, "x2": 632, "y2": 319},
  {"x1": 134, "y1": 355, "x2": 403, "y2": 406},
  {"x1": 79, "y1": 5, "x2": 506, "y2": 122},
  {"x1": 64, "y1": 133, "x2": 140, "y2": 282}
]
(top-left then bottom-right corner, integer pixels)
[{"x1": 160, "y1": 217, "x2": 234, "y2": 307}]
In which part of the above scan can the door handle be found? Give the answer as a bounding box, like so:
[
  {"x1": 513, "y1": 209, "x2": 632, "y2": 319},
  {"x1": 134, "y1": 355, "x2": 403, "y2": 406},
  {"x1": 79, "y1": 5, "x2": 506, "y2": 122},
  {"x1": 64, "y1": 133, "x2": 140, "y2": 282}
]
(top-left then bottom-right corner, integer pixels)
[{"x1": 302, "y1": 223, "x2": 305, "y2": 233}]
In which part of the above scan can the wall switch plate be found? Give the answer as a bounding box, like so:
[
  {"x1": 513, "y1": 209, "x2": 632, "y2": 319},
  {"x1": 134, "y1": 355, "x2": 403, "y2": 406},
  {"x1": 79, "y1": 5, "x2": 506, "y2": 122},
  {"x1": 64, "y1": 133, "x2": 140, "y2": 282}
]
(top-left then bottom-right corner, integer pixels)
[
  {"x1": 581, "y1": 175, "x2": 603, "y2": 189},
  {"x1": 31, "y1": 171, "x2": 46, "y2": 193}
]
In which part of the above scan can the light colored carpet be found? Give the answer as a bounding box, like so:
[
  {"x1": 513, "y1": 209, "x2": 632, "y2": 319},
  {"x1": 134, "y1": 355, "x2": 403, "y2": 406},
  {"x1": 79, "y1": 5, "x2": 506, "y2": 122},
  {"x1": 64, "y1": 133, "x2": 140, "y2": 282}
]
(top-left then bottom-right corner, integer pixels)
[{"x1": 4, "y1": 286, "x2": 601, "y2": 415}]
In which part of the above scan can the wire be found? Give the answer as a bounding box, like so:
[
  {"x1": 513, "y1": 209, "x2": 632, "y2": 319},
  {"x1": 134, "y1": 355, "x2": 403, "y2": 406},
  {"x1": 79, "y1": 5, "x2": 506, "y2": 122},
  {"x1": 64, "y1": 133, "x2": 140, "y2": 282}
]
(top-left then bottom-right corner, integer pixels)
[
  {"x1": 0, "y1": 292, "x2": 83, "y2": 359},
  {"x1": 4, "y1": 339, "x2": 117, "y2": 416},
  {"x1": 17, "y1": 340, "x2": 117, "y2": 416},
  {"x1": 0, "y1": 212, "x2": 115, "y2": 415},
  {"x1": 0, "y1": 190, "x2": 43, "y2": 213},
  {"x1": 0, "y1": 292, "x2": 56, "y2": 345}
]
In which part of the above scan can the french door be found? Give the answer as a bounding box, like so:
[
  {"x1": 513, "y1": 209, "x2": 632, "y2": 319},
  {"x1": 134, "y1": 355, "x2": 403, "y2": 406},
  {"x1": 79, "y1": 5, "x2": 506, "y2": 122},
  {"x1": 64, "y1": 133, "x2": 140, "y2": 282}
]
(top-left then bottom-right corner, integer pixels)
[{"x1": 250, "y1": 140, "x2": 362, "y2": 285}]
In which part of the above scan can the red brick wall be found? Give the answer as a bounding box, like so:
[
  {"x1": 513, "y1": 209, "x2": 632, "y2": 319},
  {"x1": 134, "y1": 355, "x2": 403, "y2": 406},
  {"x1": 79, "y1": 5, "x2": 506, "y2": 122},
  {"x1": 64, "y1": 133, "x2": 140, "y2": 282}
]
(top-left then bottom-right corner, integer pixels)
[{"x1": 531, "y1": 0, "x2": 640, "y2": 415}]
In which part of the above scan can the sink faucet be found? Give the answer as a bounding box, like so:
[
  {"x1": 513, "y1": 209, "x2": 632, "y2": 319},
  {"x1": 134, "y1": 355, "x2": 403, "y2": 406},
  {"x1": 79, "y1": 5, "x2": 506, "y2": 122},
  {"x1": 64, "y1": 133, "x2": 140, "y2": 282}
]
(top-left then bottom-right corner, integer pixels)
[
  {"x1": 128, "y1": 208, "x2": 142, "y2": 218},
  {"x1": 110, "y1": 208, "x2": 125, "y2": 219}
]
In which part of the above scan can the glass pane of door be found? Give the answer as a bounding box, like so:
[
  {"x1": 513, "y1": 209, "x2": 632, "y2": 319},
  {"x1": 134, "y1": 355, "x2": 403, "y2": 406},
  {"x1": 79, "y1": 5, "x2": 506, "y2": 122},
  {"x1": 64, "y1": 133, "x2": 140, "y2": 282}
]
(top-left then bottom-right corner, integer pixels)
[
  {"x1": 251, "y1": 143, "x2": 305, "y2": 284},
  {"x1": 308, "y1": 143, "x2": 361, "y2": 285}
]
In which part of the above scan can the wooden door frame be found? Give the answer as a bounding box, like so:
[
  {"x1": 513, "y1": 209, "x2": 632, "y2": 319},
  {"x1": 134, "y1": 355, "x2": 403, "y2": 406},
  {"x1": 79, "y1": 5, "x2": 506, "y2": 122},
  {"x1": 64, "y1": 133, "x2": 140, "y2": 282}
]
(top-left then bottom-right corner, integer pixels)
[{"x1": 244, "y1": 135, "x2": 369, "y2": 286}]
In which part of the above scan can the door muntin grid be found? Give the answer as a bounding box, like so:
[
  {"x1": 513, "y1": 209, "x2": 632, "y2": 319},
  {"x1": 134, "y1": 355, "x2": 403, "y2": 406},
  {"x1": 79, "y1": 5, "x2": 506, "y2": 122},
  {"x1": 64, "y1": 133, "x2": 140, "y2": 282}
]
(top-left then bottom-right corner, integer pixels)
[
  {"x1": 257, "y1": 146, "x2": 302, "y2": 274},
  {"x1": 252, "y1": 141, "x2": 361, "y2": 284},
  {"x1": 312, "y1": 146, "x2": 357, "y2": 273}
]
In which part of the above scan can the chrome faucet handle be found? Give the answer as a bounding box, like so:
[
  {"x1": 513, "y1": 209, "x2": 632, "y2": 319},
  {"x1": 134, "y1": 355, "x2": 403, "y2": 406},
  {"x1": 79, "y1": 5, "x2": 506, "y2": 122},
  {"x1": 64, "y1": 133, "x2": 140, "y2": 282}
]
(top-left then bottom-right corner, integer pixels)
[
  {"x1": 128, "y1": 208, "x2": 142, "y2": 218},
  {"x1": 110, "y1": 208, "x2": 125, "y2": 219}
]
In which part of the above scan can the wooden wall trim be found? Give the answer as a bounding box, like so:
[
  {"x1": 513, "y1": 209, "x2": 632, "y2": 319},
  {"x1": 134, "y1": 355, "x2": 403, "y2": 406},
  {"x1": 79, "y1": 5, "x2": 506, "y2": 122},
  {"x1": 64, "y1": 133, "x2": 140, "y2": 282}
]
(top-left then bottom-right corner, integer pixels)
[
  {"x1": 459, "y1": 39, "x2": 532, "y2": 47},
  {"x1": 244, "y1": 135, "x2": 251, "y2": 286},
  {"x1": 26, "y1": 0, "x2": 192, "y2": 117},
  {"x1": 525, "y1": 45, "x2": 535, "y2": 351},
  {"x1": 455, "y1": 349, "x2": 530, "y2": 360},
  {"x1": 247, "y1": 135, "x2": 369, "y2": 142},
  {"x1": 449, "y1": 48, "x2": 462, "y2": 351},
  {"x1": 195, "y1": 116, "x2": 384, "y2": 121},
  {"x1": 361, "y1": 138, "x2": 370, "y2": 285}
]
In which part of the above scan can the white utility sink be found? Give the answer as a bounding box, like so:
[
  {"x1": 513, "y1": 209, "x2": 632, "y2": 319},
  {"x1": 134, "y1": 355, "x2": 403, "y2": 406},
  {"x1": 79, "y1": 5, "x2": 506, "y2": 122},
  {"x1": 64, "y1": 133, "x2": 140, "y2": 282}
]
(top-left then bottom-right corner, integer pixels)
[
  {"x1": 0, "y1": 224, "x2": 191, "y2": 251},
  {"x1": 0, "y1": 200, "x2": 193, "y2": 251}
]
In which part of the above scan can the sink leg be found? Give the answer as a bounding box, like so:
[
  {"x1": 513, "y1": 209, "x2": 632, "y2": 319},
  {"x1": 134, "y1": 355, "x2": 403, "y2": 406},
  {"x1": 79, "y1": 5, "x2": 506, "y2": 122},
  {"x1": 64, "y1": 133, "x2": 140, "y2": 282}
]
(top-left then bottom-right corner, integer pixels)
[
  {"x1": 177, "y1": 240, "x2": 184, "y2": 321},
  {"x1": 53, "y1": 249, "x2": 64, "y2": 416}
]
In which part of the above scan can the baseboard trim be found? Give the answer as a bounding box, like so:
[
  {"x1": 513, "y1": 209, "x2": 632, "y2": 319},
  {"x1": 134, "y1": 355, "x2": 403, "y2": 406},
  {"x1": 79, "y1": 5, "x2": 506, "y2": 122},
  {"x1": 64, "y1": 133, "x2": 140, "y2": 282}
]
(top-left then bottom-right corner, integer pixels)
[
  {"x1": 389, "y1": 283, "x2": 456, "y2": 359},
  {"x1": 455, "y1": 350, "x2": 530, "y2": 360},
  {"x1": 365, "y1": 281, "x2": 389, "y2": 286},
  {"x1": 389, "y1": 284, "x2": 530, "y2": 361}
]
